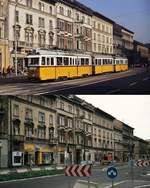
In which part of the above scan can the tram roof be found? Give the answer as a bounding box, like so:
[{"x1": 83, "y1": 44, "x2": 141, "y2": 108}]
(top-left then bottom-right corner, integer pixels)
[{"x1": 28, "y1": 49, "x2": 91, "y2": 57}]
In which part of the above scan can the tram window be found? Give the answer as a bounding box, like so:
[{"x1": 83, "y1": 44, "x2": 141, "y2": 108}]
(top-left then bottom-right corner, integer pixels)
[
  {"x1": 29, "y1": 58, "x2": 39, "y2": 66},
  {"x1": 75, "y1": 59, "x2": 78, "y2": 65},
  {"x1": 57, "y1": 57, "x2": 63, "y2": 66},
  {"x1": 70, "y1": 58, "x2": 73, "y2": 65},
  {"x1": 98, "y1": 59, "x2": 101, "y2": 65},
  {"x1": 41, "y1": 57, "x2": 46, "y2": 65},
  {"x1": 81, "y1": 58, "x2": 85, "y2": 66},
  {"x1": 72, "y1": 58, "x2": 74, "y2": 65},
  {"x1": 95, "y1": 59, "x2": 98, "y2": 65},
  {"x1": 85, "y1": 58, "x2": 89, "y2": 65},
  {"x1": 47, "y1": 58, "x2": 50, "y2": 65},
  {"x1": 64, "y1": 57, "x2": 69, "y2": 66},
  {"x1": 121, "y1": 60, "x2": 123, "y2": 64},
  {"x1": 51, "y1": 58, "x2": 54, "y2": 65},
  {"x1": 103, "y1": 59, "x2": 107, "y2": 65},
  {"x1": 77, "y1": 59, "x2": 80, "y2": 66}
]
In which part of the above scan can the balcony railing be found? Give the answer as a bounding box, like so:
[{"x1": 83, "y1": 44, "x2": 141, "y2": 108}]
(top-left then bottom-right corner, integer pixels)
[{"x1": 13, "y1": 135, "x2": 24, "y2": 142}]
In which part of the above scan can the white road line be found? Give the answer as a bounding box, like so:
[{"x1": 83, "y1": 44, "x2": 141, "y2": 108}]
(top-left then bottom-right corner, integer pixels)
[
  {"x1": 134, "y1": 184, "x2": 150, "y2": 188},
  {"x1": 107, "y1": 89, "x2": 121, "y2": 94},
  {"x1": 129, "y1": 82, "x2": 137, "y2": 86},
  {"x1": 143, "y1": 77, "x2": 149, "y2": 81},
  {"x1": 0, "y1": 174, "x2": 64, "y2": 184},
  {"x1": 104, "y1": 180, "x2": 127, "y2": 188}
]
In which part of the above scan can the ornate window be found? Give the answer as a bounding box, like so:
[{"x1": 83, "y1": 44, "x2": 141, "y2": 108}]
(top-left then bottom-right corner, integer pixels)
[
  {"x1": 49, "y1": 31, "x2": 54, "y2": 47},
  {"x1": 13, "y1": 24, "x2": 21, "y2": 41},
  {"x1": 38, "y1": 30, "x2": 46, "y2": 47},
  {"x1": 25, "y1": 27, "x2": 34, "y2": 47}
]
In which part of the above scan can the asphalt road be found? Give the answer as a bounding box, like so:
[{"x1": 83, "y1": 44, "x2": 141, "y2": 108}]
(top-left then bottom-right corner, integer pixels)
[
  {"x1": 0, "y1": 165, "x2": 150, "y2": 188},
  {"x1": 0, "y1": 67, "x2": 150, "y2": 94}
]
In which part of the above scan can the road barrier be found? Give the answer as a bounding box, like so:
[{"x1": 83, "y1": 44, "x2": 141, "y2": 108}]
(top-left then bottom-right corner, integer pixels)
[
  {"x1": 65, "y1": 165, "x2": 91, "y2": 177},
  {"x1": 136, "y1": 160, "x2": 150, "y2": 167}
]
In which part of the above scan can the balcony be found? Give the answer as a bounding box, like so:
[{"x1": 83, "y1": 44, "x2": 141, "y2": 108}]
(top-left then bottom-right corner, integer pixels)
[
  {"x1": 24, "y1": 118, "x2": 34, "y2": 127},
  {"x1": 13, "y1": 135, "x2": 24, "y2": 142},
  {"x1": 58, "y1": 124, "x2": 65, "y2": 130},
  {"x1": 38, "y1": 122, "x2": 46, "y2": 128}
]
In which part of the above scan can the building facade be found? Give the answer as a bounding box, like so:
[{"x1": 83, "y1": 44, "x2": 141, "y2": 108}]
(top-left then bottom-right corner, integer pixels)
[
  {"x1": 8, "y1": 0, "x2": 57, "y2": 70},
  {"x1": 56, "y1": 0, "x2": 92, "y2": 52},
  {"x1": 1, "y1": 95, "x2": 136, "y2": 168},
  {"x1": 134, "y1": 136, "x2": 149, "y2": 160},
  {"x1": 93, "y1": 108, "x2": 114, "y2": 163},
  {"x1": 122, "y1": 123, "x2": 134, "y2": 161},
  {"x1": 133, "y1": 41, "x2": 150, "y2": 67},
  {"x1": 92, "y1": 12, "x2": 114, "y2": 55},
  {"x1": 113, "y1": 23, "x2": 123, "y2": 56},
  {"x1": 113, "y1": 119, "x2": 123, "y2": 161},
  {"x1": 0, "y1": 0, "x2": 10, "y2": 73}
]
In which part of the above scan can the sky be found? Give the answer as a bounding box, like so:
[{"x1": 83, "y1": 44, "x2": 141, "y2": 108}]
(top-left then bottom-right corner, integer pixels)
[
  {"x1": 78, "y1": 95, "x2": 150, "y2": 140},
  {"x1": 79, "y1": 0, "x2": 150, "y2": 43}
]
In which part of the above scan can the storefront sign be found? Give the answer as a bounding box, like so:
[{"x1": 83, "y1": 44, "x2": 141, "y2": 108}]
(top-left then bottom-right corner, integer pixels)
[{"x1": 12, "y1": 151, "x2": 23, "y2": 167}]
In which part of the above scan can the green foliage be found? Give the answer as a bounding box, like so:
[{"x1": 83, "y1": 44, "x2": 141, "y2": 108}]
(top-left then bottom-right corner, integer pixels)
[{"x1": 0, "y1": 169, "x2": 64, "y2": 182}]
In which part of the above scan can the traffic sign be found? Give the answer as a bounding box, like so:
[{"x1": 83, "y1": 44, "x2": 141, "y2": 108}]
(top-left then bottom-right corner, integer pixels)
[
  {"x1": 65, "y1": 164, "x2": 91, "y2": 177},
  {"x1": 136, "y1": 160, "x2": 150, "y2": 167},
  {"x1": 107, "y1": 167, "x2": 118, "y2": 179}
]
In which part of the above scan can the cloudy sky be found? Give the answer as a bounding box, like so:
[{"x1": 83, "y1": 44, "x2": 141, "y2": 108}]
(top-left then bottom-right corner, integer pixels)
[
  {"x1": 80, "y1": 0, "x2": 150, "y2": 43},
  {"x1": 78, "y1": 95, "x2": 150, "y2": 140}
]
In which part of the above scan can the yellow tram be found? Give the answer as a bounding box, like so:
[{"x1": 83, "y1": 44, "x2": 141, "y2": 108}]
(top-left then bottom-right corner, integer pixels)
[
  {"x1": 94, "y1": 55, "x2": 114, "y2": 75},
  {"x1": 114, "y1": 57, "x2": 128, "y2": 72},
  {"x1": 26, "y1": 49, "x2": 128, "y2": 81},
  {"x1": 27, "y1": 50, "x2": 92, "y2": 81}
]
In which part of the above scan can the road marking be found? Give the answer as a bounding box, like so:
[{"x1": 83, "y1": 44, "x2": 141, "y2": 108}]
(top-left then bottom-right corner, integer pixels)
[
  {"x1": 134, "y1": 185, "x2": 150, "y2": 188},
  {"x1": 104, "y1": 180, "x2": 127, "y2": 188},
  {"x1": 129, "y1": 82, "x2": 137, "y2": 86},
  {"x1": 0, "y1": 174, "x2": 64, "y2": 184},
  {"x1": 143, "y1": 77, "x2": 149, "y2": 81},
  {"x1": 107, "y1": 89, "x2": 121, "y2": 94}
]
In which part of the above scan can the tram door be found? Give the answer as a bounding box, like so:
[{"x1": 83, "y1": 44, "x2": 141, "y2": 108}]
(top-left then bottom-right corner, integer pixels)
[{"x1": 92, "y1": 58, "x2": 95, "y2": 75}]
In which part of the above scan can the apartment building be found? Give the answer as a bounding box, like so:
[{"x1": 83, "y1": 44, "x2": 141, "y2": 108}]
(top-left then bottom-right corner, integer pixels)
[
  {"x1": 0, "y1": 0, "x2": 10, "y2": 73},
  {"x1": 122, "y1": 123, "x2": 134, "y2": 161},
  {"x1": 134, "y1": 136, "x2": 149, "y2": 160},
  {"x1": 8, "y1": 0, "x2": 57, "y2": 69},
  {"x1": 113, "y1": 119, "x2": 123, "y2": 161},
  {"x1": 92, "y1": 11, "x2": 114, "y2": 55},
  {"x1": 0, "y1": 95, "x2": 135, "y2": 168},
  {"x1": 113, "y1": 23, "x2": 123, "y2": 56},
  {"x1": 56, "y1": 0, "x2": 92, "y2": 52},
  {"x1": 93, "y1": 108, "x2": 115, "y2": 162}
]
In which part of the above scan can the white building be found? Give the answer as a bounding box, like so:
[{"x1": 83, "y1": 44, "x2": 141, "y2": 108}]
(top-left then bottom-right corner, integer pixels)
[
  {"x1": 92, "y1": 11, "x2": 114, "y2": 55},
  {"x1": 8, "y1": 0, "x2": 57, "y2": 69}
]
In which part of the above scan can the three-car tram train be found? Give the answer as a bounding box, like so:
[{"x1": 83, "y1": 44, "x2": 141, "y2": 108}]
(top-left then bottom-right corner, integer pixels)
[{"x1": 26, "y1": 49, "x2": 128, "y2": 81}]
